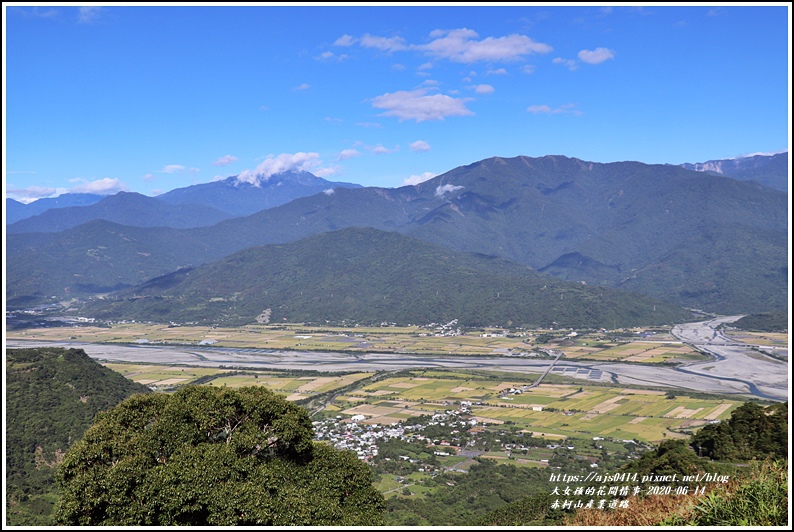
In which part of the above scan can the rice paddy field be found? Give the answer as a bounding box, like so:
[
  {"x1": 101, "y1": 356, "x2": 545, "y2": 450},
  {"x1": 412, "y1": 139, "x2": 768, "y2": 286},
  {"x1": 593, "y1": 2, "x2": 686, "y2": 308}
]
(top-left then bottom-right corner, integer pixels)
[
  {"x1": 104, "y1": 362, "x2": 743, "y2": 445},
  {"x1": 336, "y1": 374, "x2": 742, "y2": 443},
  {"x1": 103, "y1": 362, "x2": 373, "y2": 398}
]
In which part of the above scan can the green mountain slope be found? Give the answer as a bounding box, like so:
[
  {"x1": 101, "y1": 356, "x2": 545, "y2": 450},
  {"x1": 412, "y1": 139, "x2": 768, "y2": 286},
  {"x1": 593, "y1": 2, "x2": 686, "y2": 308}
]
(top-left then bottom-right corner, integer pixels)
[
  {"x1": 84, "y1": 227, "x2": 692, "y2": 328},
  {"x1": 5, "y1": 347, "x2": 151, "y2": 525}
]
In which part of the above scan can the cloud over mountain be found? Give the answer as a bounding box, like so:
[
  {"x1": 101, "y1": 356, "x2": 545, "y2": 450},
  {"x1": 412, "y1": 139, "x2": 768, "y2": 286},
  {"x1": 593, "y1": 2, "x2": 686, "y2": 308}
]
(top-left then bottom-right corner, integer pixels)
[{"x1": 236, "y1": 152, "x2": 323, "y2": 185}]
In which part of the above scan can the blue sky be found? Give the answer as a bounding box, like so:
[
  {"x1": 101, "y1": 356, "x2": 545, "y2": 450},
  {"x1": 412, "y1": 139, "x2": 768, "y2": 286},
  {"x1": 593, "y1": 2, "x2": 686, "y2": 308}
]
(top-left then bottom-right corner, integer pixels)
[{"x1": 3, "y1": 3, "x2": 790, "y2": 202}]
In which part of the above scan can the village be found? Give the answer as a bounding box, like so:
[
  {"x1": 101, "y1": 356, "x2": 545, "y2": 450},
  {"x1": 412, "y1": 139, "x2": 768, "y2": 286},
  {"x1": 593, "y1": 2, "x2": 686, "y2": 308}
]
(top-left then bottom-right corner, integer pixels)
[{"x1": 312, "y1": 400, "x2": 648, "y2": 484}]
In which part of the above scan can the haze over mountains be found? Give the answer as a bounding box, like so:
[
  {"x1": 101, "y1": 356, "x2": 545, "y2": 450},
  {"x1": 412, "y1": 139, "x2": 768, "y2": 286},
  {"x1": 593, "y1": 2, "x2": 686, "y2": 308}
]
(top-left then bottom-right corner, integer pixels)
[
  {"x1": 6, "y1": 193, "x2": 104, "y2": 225},
  {"x1": 6, "y1": 192, "x2": 235, "y2": 233},
  {"x1": 6, "y1": 152, "x2": 788, "y2": 321}
]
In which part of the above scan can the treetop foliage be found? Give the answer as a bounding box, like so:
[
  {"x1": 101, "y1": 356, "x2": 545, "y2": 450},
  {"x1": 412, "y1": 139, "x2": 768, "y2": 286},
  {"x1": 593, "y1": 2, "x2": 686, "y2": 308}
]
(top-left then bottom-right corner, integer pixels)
[{"x1": 54, "y1": 386, "x2": 385, "y2": 526}]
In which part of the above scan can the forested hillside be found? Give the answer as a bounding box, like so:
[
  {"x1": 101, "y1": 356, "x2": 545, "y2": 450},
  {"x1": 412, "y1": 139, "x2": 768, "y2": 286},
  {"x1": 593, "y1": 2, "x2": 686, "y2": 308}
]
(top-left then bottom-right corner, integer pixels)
[
  {"x1": 5, "y1": 348, "x2": 151, "y2": 525},
  {"x1": 83, "y1": 227, "x2": 693, "y2": 328}
]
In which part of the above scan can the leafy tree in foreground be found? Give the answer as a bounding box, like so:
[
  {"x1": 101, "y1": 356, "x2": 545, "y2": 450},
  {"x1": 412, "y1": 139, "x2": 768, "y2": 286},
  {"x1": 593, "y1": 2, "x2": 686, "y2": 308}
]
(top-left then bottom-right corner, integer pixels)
[
  {"x1": 690, "y1": 402, "x2": 788, "y2": 461},
  {"x1": 53, "y1": 386, "x2": 385, "y2": 526}
]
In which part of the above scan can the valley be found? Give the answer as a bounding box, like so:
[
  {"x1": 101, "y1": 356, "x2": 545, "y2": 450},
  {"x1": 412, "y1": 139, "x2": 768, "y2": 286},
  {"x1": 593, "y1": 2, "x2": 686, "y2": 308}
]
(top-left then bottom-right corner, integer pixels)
[{"x1": 6, "y1": 317, "x2": 788, "y2": 401}]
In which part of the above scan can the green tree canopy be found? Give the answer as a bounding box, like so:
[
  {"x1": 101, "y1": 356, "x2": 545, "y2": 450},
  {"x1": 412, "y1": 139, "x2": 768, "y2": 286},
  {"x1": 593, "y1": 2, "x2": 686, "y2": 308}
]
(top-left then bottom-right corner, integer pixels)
[
  {"x1": 53, "y1": 386, "x2": 385, "y2": 526},
  {"x1": 690, "y1": 402, "x2": 788, "y2": 461}
]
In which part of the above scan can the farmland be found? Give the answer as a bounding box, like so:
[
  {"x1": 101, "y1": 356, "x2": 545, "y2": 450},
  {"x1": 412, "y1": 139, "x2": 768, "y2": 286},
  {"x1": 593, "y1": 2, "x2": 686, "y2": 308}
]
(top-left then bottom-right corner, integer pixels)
[
  {"x1": 6, "y1": 321, "x2": 708, "y2": 364},
  {"x1": 101, "y1": 363, "x2": 741, "y2": 444}
]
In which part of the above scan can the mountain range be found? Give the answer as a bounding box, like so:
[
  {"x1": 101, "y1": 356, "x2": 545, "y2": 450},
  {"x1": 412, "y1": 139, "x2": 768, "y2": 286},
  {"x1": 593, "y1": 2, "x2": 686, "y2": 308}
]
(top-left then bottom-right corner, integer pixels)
[
  {"x1": 6, "y1": 193, "x2": 104, "y2": 225},
  {"x1": 6, "y1": 171, "x2": 363, "y2": 231},
  {"x1": 7, "y1": 152, "x2": 784, "y2": 228},
  {"x1": 6, "y1": 153, "x2": 789, "y2": 318},
  {"x1": 6, "y1": 192, "x2": 235, "y2": 233},
  {"x1": 85, "y1": 227, "x2": 692, "y2": 328},
  {"x1": 156, "y1": 170, "x2": 362, "y2": 216}
]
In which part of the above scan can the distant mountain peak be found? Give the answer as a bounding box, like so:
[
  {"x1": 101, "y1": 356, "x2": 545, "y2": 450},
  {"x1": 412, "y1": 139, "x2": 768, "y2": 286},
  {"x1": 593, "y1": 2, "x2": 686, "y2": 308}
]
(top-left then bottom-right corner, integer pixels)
[
  {"x1": 230, "y1": 169, "x2": 317, "y2": 187},
  {"x1": 678, "y1": 151, "x2": 788, "y2": 191},
  {"x1": 156, "y1": 169, "x2": 362, "y2": 216}
]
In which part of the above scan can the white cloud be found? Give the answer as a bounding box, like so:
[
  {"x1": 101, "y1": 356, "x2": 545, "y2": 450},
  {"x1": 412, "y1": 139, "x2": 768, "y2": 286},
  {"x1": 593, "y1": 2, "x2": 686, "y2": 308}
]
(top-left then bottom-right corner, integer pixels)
[
  {"x1": 314, "y1": 166, "x2": 339, "y2": 178},
  {"x1": 392, "y1": 63, "x2": 407, "y2": 71},
  {"x1": 418, "y1": 62, "x2": 433, "y2": 70},
  {"x1": 360, "y1": 34, "x2": 407, "y2": 52},
  {"x1": 316, "y1": 51, "x2": 348, "y2": 62},
  {"x1": 521, "y1": 64, "x2": 536, "y2": 74},
  {"x1": 403, "y1": 172, "x2": 437, "y2": 186},
  {"x1": 732, "y1": 149, "x2": 788, "y2": 159},
  {"x1": 323, "y1": 188, "x2": 335, "y2": 195},
  {"x1": 371, "y1": 144, "x2": 398, "y2": 154},
  {"x1": 578, "y1": 47, "x2": 615, "y2": 64},
  {"x1": 6, "y1": 185, "x2": 59, "y2": 203},
  {"x1": 69, "y1": 177, "x2": 130, "y2": 195},
  {"x1": 435, "y1": 184, "x2": 464, "y2": 197},
  {"x1": 355, "y1": 121, "x2": 383, "y2": 128},
  {"x1": 13, "y1": 7, "x2": 59, "y2": 18},
  {"x1": 142, "y1": 173, "x2": 155, "y2": 181},
  {"x1": 213, "y1": 154, "x2": 238, "y2": 166},
  {"x1": 527, "y1": 104, "x2": 552, "y2": 114},
  {"x1": 338, "y1": 148, "x2": 361, "y2": 160},
  {"x1": 294, "y1": 83, "x2": 311, "y2": 91},
  {"x1": 553, "y1": 57, "x2": 579, "y2": 71},
  {"x1": 527, "y1": 103, "x2": 582, "y2": 116},
  {"x1": 410, "y1": 140, "x2": 431, "y2": 152},
  {"x1": 371, "y1": 89, "x2": 474, "y2": 122},
  {"x1": 334, "y1": 34, "x2": 357, "y2": 47},
  {"x1": 7, "y1": 178, "x2": 130, "y2": 202},
  {"x1": 235, "y1": 152, "x2": 323, "y2": 185},
  {"x1": 348, "y1": 28, "x2": 551, "y2": 64},
  {"x1": 471, "y1": 84, "x2": 495, "y2": 94},
  {"x1": 418, "y1": 28, "x2": 552, "y2": 63},
  {"x1": 487, "y1": 68, "x2": 508, "y2": 75},
  {"x1": 77, "y1": 6, "x2": 101, "y2": 24},
  {"x1": 161, "y1": 164, "x2": 186, "y2": 173}
]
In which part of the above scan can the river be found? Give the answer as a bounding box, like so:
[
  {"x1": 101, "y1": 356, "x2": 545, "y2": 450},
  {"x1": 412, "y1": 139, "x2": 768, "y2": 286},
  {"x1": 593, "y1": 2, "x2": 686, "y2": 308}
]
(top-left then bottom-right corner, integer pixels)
[{"x1": 6, "y1": 317, "x2": 788, "y2": 401}]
